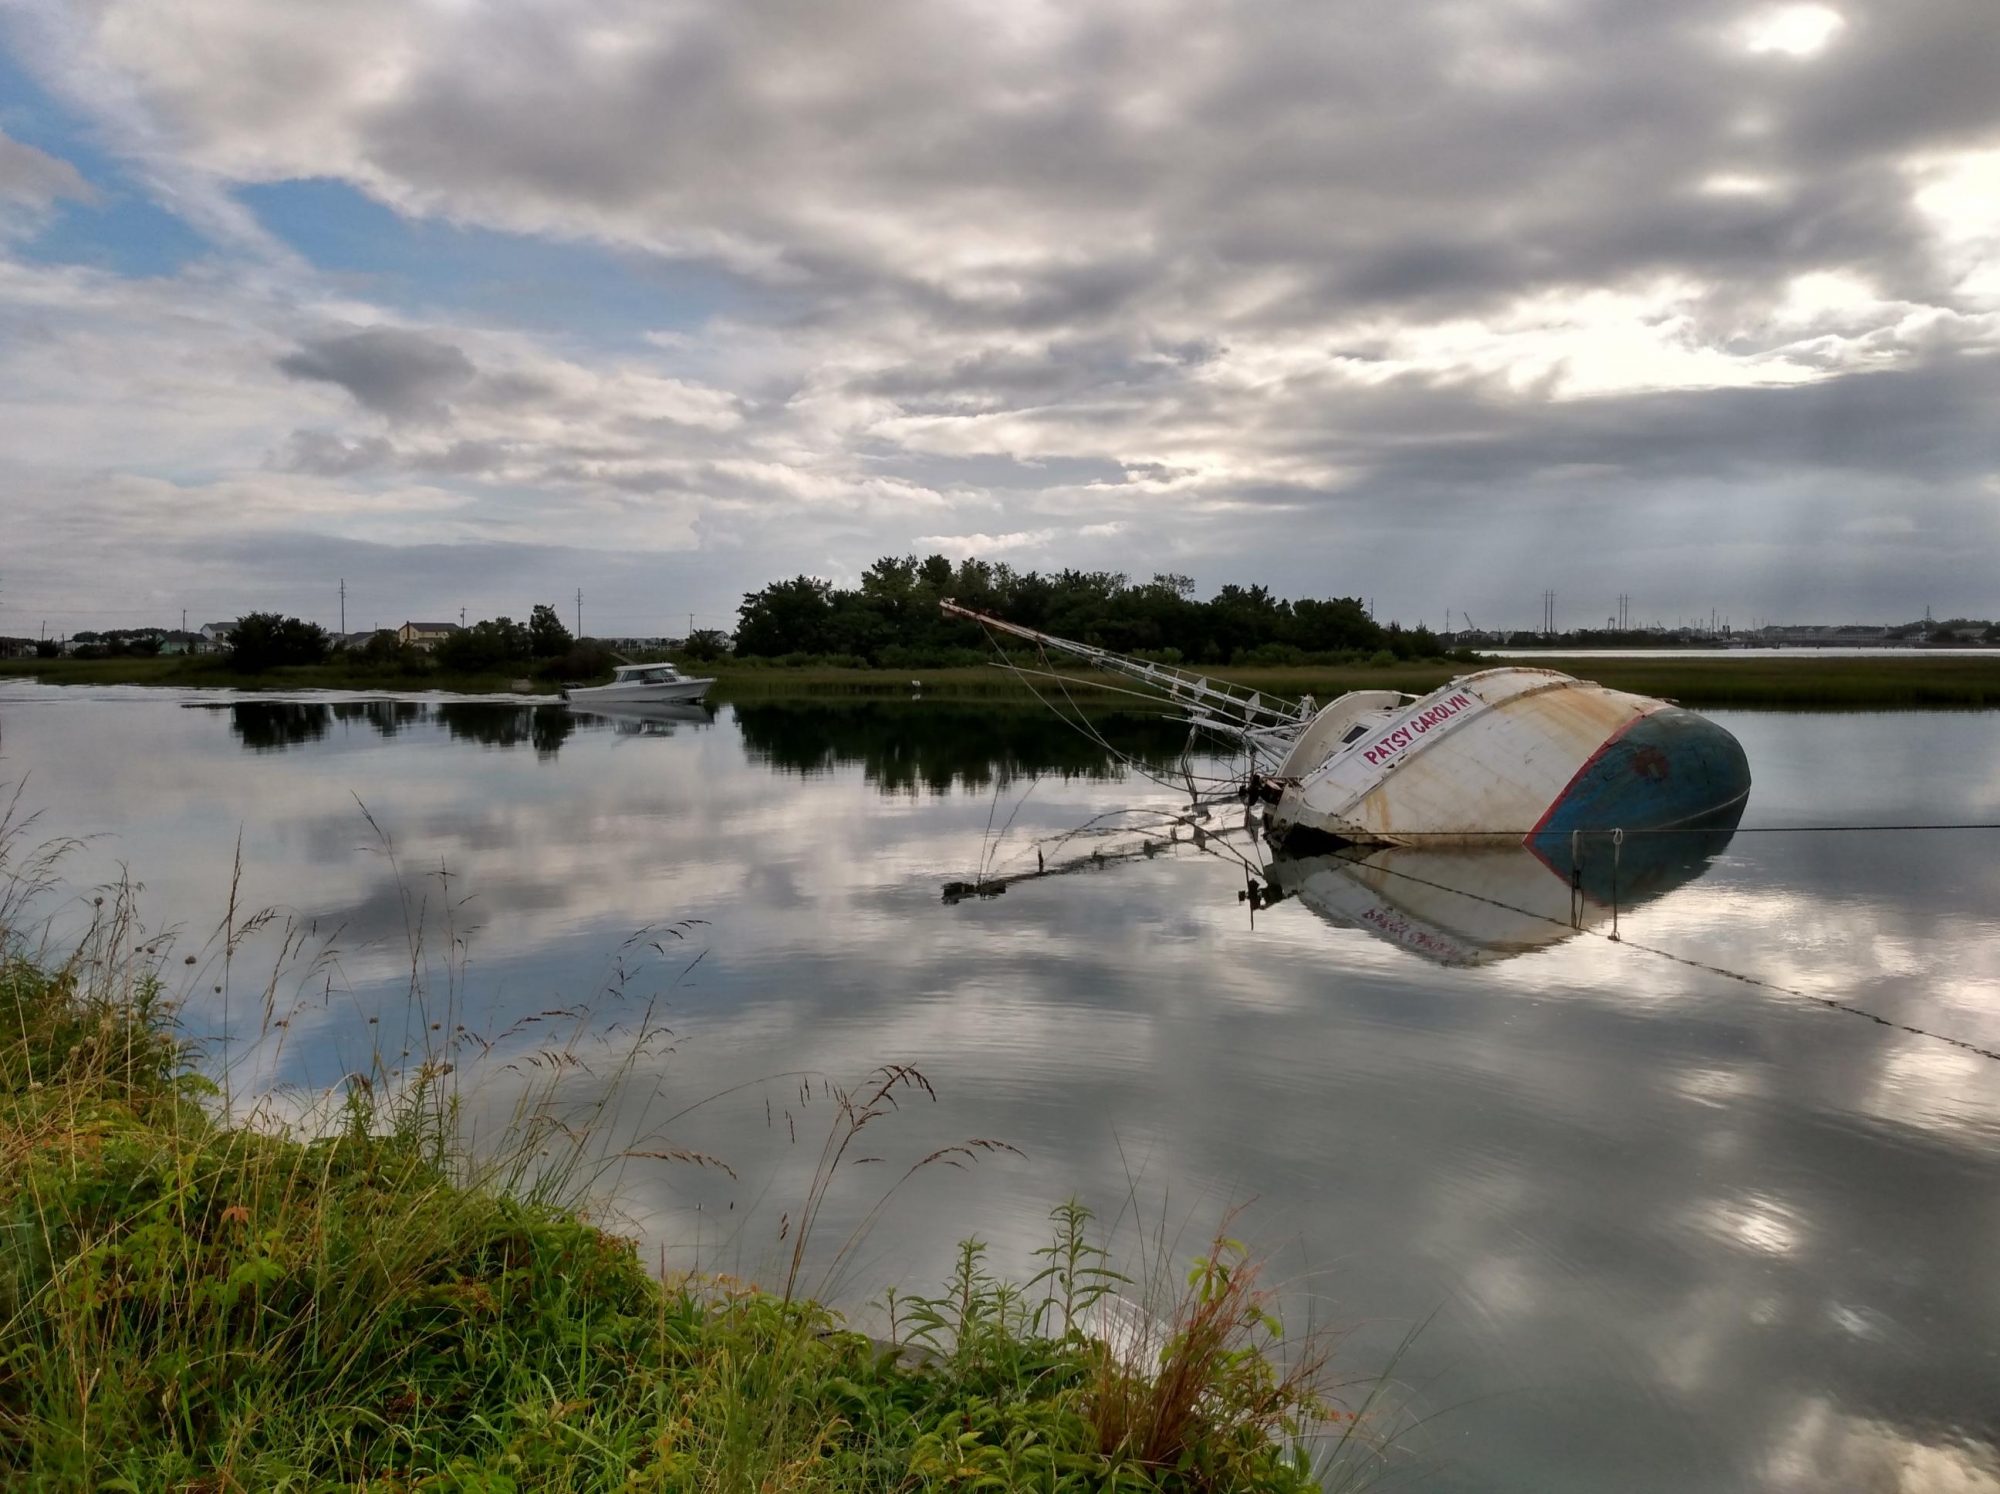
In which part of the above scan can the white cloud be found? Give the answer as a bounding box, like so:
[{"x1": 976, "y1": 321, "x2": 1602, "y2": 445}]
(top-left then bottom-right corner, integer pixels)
[
  {"x1": 913, "y1": 528, "x2": 1057, "y2": 557},
  {"x1": 1738, "y1": 4, "x2": 1847, "y2": 58}
]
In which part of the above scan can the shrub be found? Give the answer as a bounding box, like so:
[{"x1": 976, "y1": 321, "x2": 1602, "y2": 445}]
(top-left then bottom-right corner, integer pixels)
[
  {"x1": 534, "y1": 639, "x2": 619, "y2": 682},
  {"x1": 435, "y1": 617, "x2": 530, "y2": 672},
  {"x1": 226, "y1": 614, "x2": 330, "y2": 671}
]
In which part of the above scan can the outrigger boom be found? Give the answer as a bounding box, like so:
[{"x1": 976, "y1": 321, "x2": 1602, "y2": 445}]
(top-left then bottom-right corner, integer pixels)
[{"x1": 940, "y1": 598, "x2": 1315, "y2": 757}]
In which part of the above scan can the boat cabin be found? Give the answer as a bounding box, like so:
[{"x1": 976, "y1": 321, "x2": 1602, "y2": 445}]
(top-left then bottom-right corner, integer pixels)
[{"x1": 610, "y1": 663, "x2": 688, "y2": 684}]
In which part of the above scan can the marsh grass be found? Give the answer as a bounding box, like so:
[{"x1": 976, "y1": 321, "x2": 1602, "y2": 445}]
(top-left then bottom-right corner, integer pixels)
[
  {"x1": 0, "y1": 792, "x2": 1389, "y2": 1491},
  {"x1": 13, "y1": 649, "x2": 2000, "y2": 708},
  {"x1": 707, "y1": 655, "x2": 2000, "y2": 709}
]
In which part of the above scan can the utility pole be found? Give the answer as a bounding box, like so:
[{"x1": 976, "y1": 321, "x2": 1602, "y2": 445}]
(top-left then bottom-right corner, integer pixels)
[
  {"x1": 181, "y1": 608, "x2": 187, "y2": 635},
  {"x1": 339, "y1": 578, "x2": 346, "y2": 635},
  {"x1": 460, "y1": 606, "x2": 466, "y2": 627},
  {"x1": 576, "y1": 588, "x2": 583, "y2": 638}
]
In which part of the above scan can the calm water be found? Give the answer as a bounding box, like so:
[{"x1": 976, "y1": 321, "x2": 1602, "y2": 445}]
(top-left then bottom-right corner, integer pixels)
[{"x1": 3, "y1": 684, "x2": 1998, "y2": 1493}]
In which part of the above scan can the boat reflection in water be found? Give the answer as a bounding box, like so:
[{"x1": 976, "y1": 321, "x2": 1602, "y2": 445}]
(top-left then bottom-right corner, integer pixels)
[
  {"x1": 565, "y1": 699, "x2": 716, "y2": 737},
  {"x1": 1259, "y1": 801, "x2": 1746, "y2": 966}
]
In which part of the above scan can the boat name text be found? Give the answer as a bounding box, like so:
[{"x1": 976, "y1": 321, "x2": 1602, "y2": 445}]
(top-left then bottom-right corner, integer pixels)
[{"x1": 1361, "y1": 692, "x2": 1477, "y2": 767}]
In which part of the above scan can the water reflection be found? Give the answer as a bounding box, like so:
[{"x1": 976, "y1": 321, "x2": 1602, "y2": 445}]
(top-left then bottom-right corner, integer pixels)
[
  {"x1": 221, "y1": 700, "x2": 650, "y2": 760},
  {"x1": 731, "y1": 701, "x2": 1192, "y2": 793},
  {"x1": 436, "y1": 702, "x2": 577, "y2": 759},
  {"x1": 332, "y1": 700, "x2": 425, "y2": 737},
  {"x1": 229, "y1": 700, "x2": 333, "y2": 751},
  {"x1": 566, "y1": 700, "x2": 716, "y2": 737},
  {"x1": 1262, "y1": 818, "x2": 1744, "y2": 966}
]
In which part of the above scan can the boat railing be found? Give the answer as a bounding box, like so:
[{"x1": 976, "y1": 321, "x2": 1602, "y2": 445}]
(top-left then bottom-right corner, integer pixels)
[{"x1": 940, "y1": 599, "x2": 1314, "y2": 744}]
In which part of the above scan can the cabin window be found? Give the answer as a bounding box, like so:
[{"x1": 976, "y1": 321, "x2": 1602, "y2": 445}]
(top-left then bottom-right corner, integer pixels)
[{"x1": 1341, "y1": 724, "x2": 1370, "y2": 744}]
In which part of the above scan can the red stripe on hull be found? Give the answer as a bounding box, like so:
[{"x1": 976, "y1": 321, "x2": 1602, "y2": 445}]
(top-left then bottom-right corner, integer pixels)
[{"x1": 1524, "y1": 707, "x2": 1656, "y2": 845}]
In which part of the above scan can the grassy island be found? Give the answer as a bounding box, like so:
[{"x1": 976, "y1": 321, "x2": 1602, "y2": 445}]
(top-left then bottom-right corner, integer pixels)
[{"x1": 1, "y1": 944, "x2": 1364, "y2": 1492}]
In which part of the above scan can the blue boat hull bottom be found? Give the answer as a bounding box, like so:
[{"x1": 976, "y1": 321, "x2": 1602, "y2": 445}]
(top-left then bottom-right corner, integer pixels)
[{"x1": 1526, "y1": 704, "x2": 1752, "y2": 866}]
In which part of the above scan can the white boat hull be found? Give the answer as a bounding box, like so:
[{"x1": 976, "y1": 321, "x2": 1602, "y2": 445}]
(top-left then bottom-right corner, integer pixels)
[
  {"x1": 1261, "y1": 667, "x2": 1749, "y2": 848},
  {"x1": 562, "y1": 677, "x2": 711, "y2": 705}
]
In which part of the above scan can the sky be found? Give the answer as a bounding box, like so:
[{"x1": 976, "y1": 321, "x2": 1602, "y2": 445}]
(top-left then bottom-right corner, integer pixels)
[{"x1": 1, "y1": 0, "x2": 1996, "y2": 639}]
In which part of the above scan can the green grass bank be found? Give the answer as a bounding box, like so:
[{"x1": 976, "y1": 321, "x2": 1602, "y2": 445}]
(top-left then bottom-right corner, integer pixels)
[
  {"x1": 1, "y1": 952, "x2": 1364, "y2": 1491},
  {"x1": 0, "y1": 655, "x2": 556, "y2": 695},
  {"x1": 10, "y1": 650, "x2": 2000, "y2": 708},
  {"x1": 704, "y1": 654, "x2": 2000, "y2": 710}
]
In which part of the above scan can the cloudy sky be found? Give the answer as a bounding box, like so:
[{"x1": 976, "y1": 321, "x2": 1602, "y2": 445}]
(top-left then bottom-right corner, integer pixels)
[{"x1": 1, "y1": 0, "x2": 1996, "y2": 638}]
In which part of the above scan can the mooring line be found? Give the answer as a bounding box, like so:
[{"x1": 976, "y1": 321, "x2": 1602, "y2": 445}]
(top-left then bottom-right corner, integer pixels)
[{"x1": 1338, "y1": 853, "x2": 2000, "y2": 1064}]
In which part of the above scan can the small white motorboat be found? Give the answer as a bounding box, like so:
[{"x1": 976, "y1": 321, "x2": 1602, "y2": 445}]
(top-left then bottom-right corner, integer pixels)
[{"x1": 561, "y1": 661, "x2": 713, "y2": 706}]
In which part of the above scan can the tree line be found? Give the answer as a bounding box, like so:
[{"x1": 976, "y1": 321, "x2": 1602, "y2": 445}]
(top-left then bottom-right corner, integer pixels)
[
  {"x1": 733, "y1": 555, "x2": 1444, "y2": 667},
  {"x1": 219, "y1": 603, "x2": 610, "y2": 676}
]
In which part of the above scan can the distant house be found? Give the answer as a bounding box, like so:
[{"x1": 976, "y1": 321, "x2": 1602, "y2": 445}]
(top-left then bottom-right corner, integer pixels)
[
  {"x1": 199, "y1": 620, "x2": 238, "y2": 646},
  {"x1": 0, "y1": 637, "x2": 35, "y2": 659},
  {"x1": 397, "y1": 621, "x2": 461, "y2": 651}
]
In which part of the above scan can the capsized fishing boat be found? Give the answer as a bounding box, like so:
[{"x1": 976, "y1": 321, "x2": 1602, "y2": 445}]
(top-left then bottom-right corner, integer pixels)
[
  {"x1": 562, "y1": 661, "x2": 713, "y2": 706},
  {"x1": 939, "y1": 601, "x2": 1750, "y2": 851}
]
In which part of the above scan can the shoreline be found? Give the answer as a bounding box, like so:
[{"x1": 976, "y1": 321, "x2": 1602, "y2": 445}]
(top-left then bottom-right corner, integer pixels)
[
  {"x1": 3, "y1": 927, "x2": 1357, "y2": 1490},
  {"x1": 7, "y1": 652, "x2": 2000, "y2": 708}
]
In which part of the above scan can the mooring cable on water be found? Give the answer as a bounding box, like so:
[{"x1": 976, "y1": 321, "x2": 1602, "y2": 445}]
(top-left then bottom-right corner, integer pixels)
[{"x1": 1260, "y1": 834, "x2": 2000, "y2": 1065}]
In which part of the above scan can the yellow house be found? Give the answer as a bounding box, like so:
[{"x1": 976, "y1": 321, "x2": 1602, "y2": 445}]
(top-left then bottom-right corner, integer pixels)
[{"x1": 396, "y1": 621, "x2": 460, "y2": 650}]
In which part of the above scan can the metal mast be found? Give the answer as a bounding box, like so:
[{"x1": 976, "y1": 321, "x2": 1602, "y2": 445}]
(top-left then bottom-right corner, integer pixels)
[{"x1": 940, "y1": 599, "x2": 1315, "y2": 750}]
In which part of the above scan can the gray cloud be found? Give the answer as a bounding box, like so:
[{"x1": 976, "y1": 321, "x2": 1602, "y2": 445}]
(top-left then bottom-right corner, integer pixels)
[
  {"x1": 0, "y1": 128, "x2": 94, "y2": 210},
  {"x1": 276, "y1": 429, "x2": 396, "y2": 476},
  {"x1": 277, "y1": 327, "x2": 477, "y2": 421}
]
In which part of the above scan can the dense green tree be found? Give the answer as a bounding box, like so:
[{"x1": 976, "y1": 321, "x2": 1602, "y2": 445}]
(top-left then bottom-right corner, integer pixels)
[
  {"x1": 677, "y1": 628, "x2": 731, "y2": 662},
  {"x1": 436, "y1": 617, "x2": 531, "y2": 671},
  {"x1": 529, "y1": 603, "x2": 574, "y2": 658},
  {"x1": 1289, "y1": 596, "x2": 1380, "y2": 653},
  {"x1": 734, "y1": 576, "x2": 837, "y2": 657},
  {"x1": 358, "y1": 629, "x2": 402, "y2": 663},
  {"x1": 728, "y1": 554, "x2": 1415, "y2": 665},
  {"x1": 227, "y1": 613, "x2": 331, "y2": 672}
]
